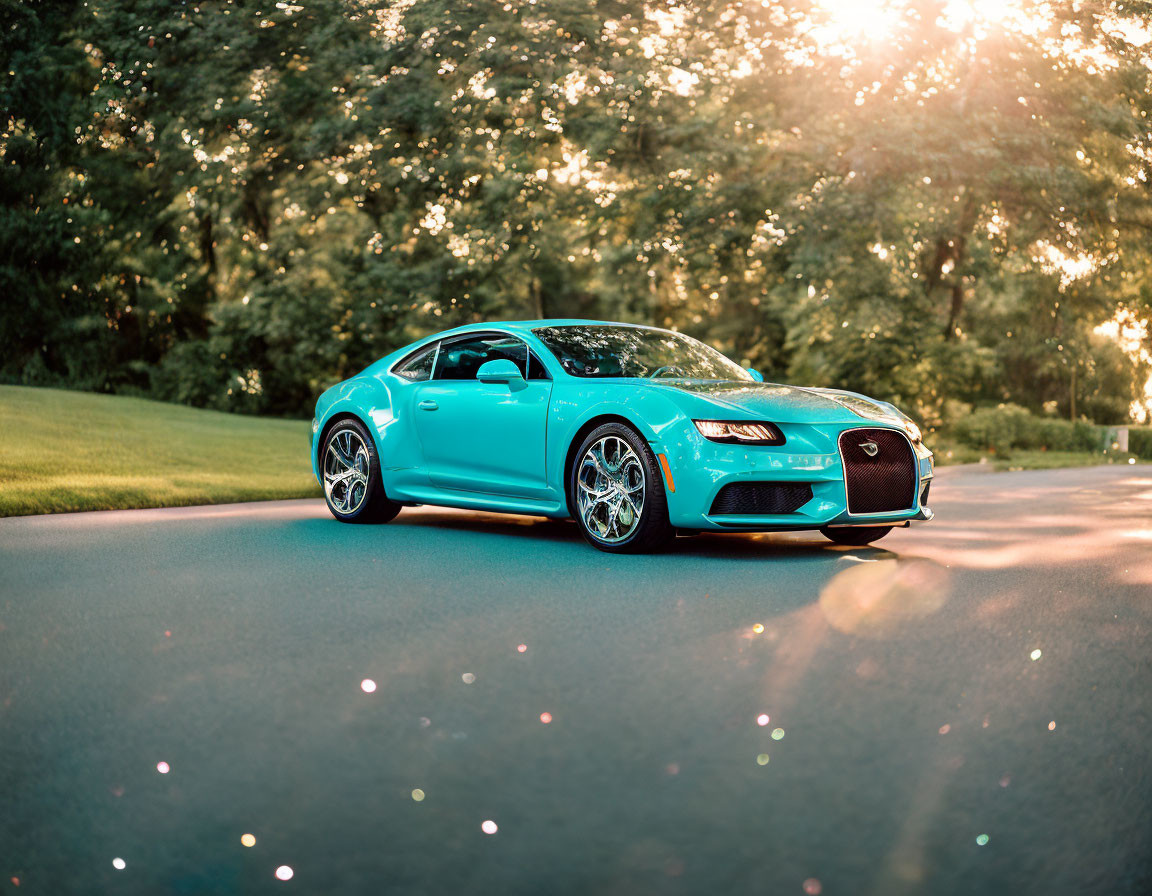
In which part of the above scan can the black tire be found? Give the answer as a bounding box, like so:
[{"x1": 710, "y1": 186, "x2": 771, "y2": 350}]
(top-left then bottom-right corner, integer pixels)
[
  {"x1": 820, "y1": 525, "x2": 892, "y2": 546},
  {"x1": 569, "y1": 422, "x2": 675, "y2": 553},
  {"x1": 319, "y1": 417, "x2": 401, "y2": 524}
]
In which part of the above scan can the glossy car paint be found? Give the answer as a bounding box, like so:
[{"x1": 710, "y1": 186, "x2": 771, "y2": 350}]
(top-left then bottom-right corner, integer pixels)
[{"x1": 311, "y1": 320, "x2": 934, "y2": 531}]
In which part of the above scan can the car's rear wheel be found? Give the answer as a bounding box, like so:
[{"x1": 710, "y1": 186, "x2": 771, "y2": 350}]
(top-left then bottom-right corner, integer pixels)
[
  {"x1": 570, "y1": 422, "x2": 675, "y2": 553},
  {"x1": 820, "y1": 525, "x2": 892, "y2": 546},
  {"x1": 321, "y1": 418, "x2": 401, "y2": 524}
]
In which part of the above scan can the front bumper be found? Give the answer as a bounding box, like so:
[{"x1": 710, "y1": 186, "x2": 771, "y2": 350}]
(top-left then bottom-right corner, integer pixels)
[{"x1": 657, "y1": 421, "x2": 933, "y2": 531}]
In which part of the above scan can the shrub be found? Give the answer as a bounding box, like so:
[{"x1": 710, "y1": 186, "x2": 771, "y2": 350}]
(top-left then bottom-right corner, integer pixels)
[
  {"x1": 951, "y1": 404, "x2": 1106, "y2": 454},
  {"x1": 1128, "y1": 427, "x2": 1152, "y2": 460},
  {"x1": 951, "y1": 404, "x2": 1032, "y2": 454}
]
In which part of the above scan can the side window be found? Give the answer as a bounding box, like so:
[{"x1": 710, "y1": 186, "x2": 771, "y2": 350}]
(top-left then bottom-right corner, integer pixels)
[
  {"x1": 527, "y1": 351, "x2": 550, "y2": 381},
  {"x1": 434, "y1": 334, "x2": 530, "y2": 380},
  {"x1": 394, "y1": 343, "x2": 438, "y2": 381}
]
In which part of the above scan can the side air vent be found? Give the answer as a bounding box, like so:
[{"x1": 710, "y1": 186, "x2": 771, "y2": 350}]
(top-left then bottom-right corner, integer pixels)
[{"x1": 710, "y1": 482, "x2": 813, "y2": 516}]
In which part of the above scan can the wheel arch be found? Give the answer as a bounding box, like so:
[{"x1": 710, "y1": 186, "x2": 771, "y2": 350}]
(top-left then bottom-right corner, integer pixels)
[
  {"x1": 316, "y1": 410, "x2": 377, "y2": 470},
  {"x1": 561, "y1": 413, "x2": 653, "y2": 517}
]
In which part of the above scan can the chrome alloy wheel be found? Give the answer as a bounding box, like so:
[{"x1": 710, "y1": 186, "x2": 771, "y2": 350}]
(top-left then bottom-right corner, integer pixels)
[
  {"x1": 576, "y1": 435, "x2": 646, "y2": 544},
  {"x1": 323, "y1": 428, "x2": 371, "y2": 515}
]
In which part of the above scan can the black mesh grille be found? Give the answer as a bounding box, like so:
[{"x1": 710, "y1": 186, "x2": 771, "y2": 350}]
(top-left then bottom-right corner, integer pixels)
[
  {"x1": 710, "y1": 482, "x2": 813, "y2": 515},
  {"x1": 920, "y1": 482, "x2": 931, "y2": 506},
  {"x1": 839, "y1": 428, "x2": 917, "y2": 514}
]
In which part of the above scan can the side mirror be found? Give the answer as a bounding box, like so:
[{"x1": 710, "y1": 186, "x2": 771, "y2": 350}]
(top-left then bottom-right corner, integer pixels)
[
  {"x1": 476, "y1": 358, "x2": 525, "y2": 385},
  {"x1": 746, "y1": 368, "x2": 764, "y2": 382}
]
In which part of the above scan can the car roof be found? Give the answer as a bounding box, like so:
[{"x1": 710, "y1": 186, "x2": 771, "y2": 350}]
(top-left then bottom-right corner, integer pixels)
[{"x1": 435, "y1": 319, "x2": 667, "y2": 337}]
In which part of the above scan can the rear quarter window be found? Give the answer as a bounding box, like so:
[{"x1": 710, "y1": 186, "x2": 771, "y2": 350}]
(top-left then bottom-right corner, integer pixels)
[{"x1": 393, "y1": 343, "x2": 438, "y2": 381}]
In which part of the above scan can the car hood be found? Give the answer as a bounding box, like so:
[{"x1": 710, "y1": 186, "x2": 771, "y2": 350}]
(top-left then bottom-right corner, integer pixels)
[{"x1": 650, "y1": 380, "x2": 903, "y2": 426}]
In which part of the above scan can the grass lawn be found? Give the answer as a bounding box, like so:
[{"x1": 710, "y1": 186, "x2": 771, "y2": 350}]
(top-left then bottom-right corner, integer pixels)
[
  {"x1": 930, "y1": 442, "x2": 1139, "y2": 471},
  {"x1": 0, "y1": 385, "x2": 320, "y2": 517}
]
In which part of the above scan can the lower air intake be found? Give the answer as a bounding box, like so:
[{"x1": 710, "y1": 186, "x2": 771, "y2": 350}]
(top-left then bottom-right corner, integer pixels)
[
  {"x1": 710, "y1": 482, "x2": 813, "y2": 516},
  {"x1": 839, "y1": 428, "x2": 918, "y2": 514}
]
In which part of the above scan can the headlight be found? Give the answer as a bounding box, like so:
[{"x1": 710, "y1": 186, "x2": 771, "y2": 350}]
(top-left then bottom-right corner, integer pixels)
[
  {"x1": 694, "y1": 420, "x2": 785, "y2": 445},
  {"x1": 902, "y1": 419, "x2": 922, "y2": 443}
]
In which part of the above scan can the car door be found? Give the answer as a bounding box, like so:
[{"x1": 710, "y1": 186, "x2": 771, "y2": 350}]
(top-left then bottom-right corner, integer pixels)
[{"x1": 412, "y1": 332, "x2": 553, "y2": 498}]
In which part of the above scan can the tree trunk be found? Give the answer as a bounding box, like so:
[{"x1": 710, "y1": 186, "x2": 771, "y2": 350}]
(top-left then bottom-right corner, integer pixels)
[
  {"x1": 198, "y1": 210, "x2": 217, "y2": 303},
  {"x1": 530, "y1": 275, "x2": 545, "y2": 319},
  {"x1": 939, "y1": 194, "x2": 978, "y2": 340},
  {"x1": 944, "y1": 278, "x2": 965, "y2": 339}
]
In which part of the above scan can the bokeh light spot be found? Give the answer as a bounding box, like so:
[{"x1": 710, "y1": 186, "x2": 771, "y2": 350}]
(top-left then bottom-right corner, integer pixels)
[
  {"x1": 976, "y1": 834, "x2": 990, "y2": 846},
  {"x1": 1030, "y1": 649, "x2": 1042, "y2": 661},
  {"x1": 540, "y1": 712, "x2": 552, "y2": 724},
  {"x1": 241, "y1": 834, "x2": 256, "y2": 848},
  {"x1": 752, "y1": 623, "x2": 764, "y2": 634},
  {"x1": 462, "y1": 672, "x2": 476, "y2": 684},
  {"x1": 112, "y1": 858, "x2": 126, "y2": 871},
  {"x1": 757, "y1": 714, "x2": 770, "y2": 726},
  {"x1": 1048, "y1": 720, "x2": 1056, "y2": 730},
  {"x1": 275, "y1": 865, "x2": 294, "y2": 881},
  {"x1": 156, "y1": 761, "x2": 170, "y2": 774},
  {"x1": 517, "y1": 644, "x2": 527, "y2": 653},
  {"x1": 361, "y1": 678, "x2": 377, "y2": 693},
  {"x1": 412, "y1": 789, "x2": 425, "y2": 802},
  {"x1": 481, "y1": 820, "x2": 498, "y2": 834},
  {"x1": 771, "y1": 728, "x2": 785, "y2": 740},
  {"x1": 756, "y1": 753, "x2": 770, "y2": 765},
  {"x1": 803, "y1": 879, "x2": 822, "y2": 895}
]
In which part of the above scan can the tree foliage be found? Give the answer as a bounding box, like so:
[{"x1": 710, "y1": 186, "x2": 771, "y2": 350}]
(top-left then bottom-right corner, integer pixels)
[{"x1": 2, "y1": 0, "x2": 1151, "y2": 423}]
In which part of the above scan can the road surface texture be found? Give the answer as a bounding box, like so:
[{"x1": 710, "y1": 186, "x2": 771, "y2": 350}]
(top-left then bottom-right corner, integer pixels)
[{"x1": 1, "y1": 465, "x2": 1150, "y2": 895}]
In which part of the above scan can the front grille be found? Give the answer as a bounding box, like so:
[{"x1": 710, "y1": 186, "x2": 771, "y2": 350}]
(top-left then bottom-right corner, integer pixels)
[
  {"x1": 710, "y1": 482, "x2": 813, "y2": 515},
  {"x1": 839, "y1": 428, "x2": 917, "y2": 514}
]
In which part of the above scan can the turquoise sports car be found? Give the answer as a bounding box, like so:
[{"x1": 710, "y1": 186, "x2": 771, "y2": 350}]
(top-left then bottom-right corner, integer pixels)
[{"x1": 311, "y1": 321, "x2": 934, "y2": 553}]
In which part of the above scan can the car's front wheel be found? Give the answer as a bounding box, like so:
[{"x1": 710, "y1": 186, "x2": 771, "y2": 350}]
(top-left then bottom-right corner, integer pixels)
[
  {"x1": 570, "y1": 422, "x2": 675, "y2": 553},
  {"x1": 820, "y1": 525, "x2": 892, "y2": 546},
  {"x1": 321, "y1": 418, "x2": 401, "y2": 524}
]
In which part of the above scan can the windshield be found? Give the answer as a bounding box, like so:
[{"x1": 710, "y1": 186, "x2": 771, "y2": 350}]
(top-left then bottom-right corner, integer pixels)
[{"x1": 533, "y1": 325, "x2": 751, "y2": 380}]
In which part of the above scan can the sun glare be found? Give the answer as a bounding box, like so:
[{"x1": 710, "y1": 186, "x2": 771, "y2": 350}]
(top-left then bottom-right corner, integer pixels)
[
  {"x1": 1095, "y1": 311, "x2": 1152, "y2": 423},
  {"x1": 810, "y1": 0, "x2": 902, "y2": 45},
  {"x1": 809, "y1": 0, "x2": 1042, "y2": 49},
  {"x1": 938, "y1": 0, "x2": 1012, "y2": 33}
]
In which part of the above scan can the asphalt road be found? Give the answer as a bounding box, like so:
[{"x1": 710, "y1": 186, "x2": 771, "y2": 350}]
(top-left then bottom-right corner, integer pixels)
[{"x1": 1, "y1": 465, "x2": 1150, "y2": 895}]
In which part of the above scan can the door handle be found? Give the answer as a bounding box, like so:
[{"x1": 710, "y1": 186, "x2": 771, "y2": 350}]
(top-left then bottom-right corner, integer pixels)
[{"x1": 418, "y1": 400, "x2": 439, "y2": 411}]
